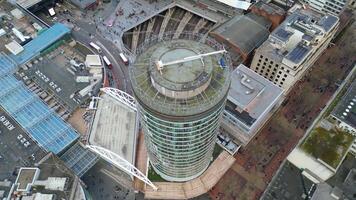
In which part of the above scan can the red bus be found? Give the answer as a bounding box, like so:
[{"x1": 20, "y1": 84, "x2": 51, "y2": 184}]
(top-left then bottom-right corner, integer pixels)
[
  {"x1": 119, "y1": 53, "x2": 129, "y2": 65},
  {"x1": 102, "y1": 56, "x2": 112, "y2": 69}
]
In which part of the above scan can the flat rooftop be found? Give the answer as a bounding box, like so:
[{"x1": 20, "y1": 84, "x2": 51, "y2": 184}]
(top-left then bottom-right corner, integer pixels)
[
  {"x1": 301, "y1": 127, "x2": 354, "y2": 169},
  {"x1": 0, "y1": 73, "x2": 79, "y2": 154},
  {"x1": 227, "y1": 64, "x2": 283, "y2": 127},
  {"x1": 327, "y1": 155, "x2": 356, "y2": 200},
  {"x1": 258, "y1": 9, "x2": 339, "y2": 68},
  {"x1": 89, "y1": 93, "x2": 137, "y2": 165},
  {"x1": 10, "y1": 23, "x2": 70, "y2": 65},
  {"x1": 252, "y1": 1, "x2": 285, "y2": 15},
  {"x1": 261, "y1": 161, "x2": 314, "y2": 200},
  {"x1": 16, "y1": 43, "x2": 92, "y2": 112},
  {"x1": 0, "y1": 107, "x2": 47, "y2": 181},
  {"x1": 130, "y1": 37, "x2": 231, "y2": 117},
  {"x1": 332, "y1": 80, "x2": 356, "y2": 129},
  {"x1": 0, "y1": 1, "x2": 41, "y2": 53},
  {"x1": 212, "y1": 13, "x2": 271, "y2": 54},
  {"x1": 15, "y1": 168, "x2": 38, "y2": 191}
]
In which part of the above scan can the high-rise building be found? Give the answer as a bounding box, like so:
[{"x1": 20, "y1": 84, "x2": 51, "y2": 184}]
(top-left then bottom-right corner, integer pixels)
[
  {"x1": 250, "y1": 9, "x2": 339, "y2": 93},
  {"x1": 301, "y1": 0, "x2": 355, "y2": 16},
  {"x1": 129, "y1": 34, "x2": 231, "y2": 182}
]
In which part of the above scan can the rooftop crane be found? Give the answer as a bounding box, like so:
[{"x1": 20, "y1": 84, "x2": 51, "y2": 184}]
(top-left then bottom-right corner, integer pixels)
[{"x1": 155, "y1": 49, "x2": 226, "y2": 75}]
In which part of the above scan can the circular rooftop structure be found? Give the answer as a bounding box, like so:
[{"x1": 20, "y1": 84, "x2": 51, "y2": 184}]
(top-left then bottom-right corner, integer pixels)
[
  {"x1": 130, "y1": 35, "x2": 231, "y2": 117},
  {"x1": 129, "y1": 33, "x2": 232, "y2": 182},
  {"x1": 149, "y1": 47, "x2": 213, "y2": 100}
]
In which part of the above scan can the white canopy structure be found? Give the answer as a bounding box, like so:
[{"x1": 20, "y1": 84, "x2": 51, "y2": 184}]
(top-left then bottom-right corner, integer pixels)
[
  {"x1": 216, "y1": 0, "x2": 251, "y2": 10},
  {"x1": 87, "y1": 145, "x2": 158, "y2": 191}
]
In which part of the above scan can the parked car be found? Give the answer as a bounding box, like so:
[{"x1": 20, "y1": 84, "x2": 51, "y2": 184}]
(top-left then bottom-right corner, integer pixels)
[{"x1": 17, "y1": 134, "x2": 23, "y2": 140}]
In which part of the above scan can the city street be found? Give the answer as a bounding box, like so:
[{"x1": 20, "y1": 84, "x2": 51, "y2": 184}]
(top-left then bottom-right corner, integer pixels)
[{"x1": 35, "y1": 3, "x2": 132, "y2": 93}]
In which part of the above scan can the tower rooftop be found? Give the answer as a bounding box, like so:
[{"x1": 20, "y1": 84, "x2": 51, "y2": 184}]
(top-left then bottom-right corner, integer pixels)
[{"x1": 130, "y1": 36, "x2": 231, "y2": 117}]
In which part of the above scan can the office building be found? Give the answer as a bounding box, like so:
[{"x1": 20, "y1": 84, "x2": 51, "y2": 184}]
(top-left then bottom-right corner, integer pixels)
[
  {"x1": 331, "y1": 80, "x2": 356, "y2": 156},
  {"x1": 129, "y1": 34, "x2": 231, "y2": 182},
  {"x1": 210, "y1": 13, "x2": 271, "y2": 65},
  {"x1": 251, "y1": 9, "x2": 339, "y2": 92},
  {"x1": 301, "y1": 0, "x2": 355, "y2": 16},
  {"x1": 222, "y1": 64, "x2": 283, "y2": 146}
]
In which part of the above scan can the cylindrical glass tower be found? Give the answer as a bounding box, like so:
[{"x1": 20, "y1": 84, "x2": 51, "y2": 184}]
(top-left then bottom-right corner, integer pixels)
[{"x1": 129, "y1": 34, "x2": 231, "y2": 182}]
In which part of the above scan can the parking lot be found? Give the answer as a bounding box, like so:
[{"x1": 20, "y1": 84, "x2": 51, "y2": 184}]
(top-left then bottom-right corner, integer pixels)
[{"x1": 0, "y1": 108, "x2": 47, "y2": 181}]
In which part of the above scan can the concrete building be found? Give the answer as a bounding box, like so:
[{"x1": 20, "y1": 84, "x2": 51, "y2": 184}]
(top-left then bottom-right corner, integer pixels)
[
  {"x1": 129, "y1": 34, "x2": 231, "y2": 182},
  {"x1": 331, "y1": 80, "x2": 356, "y2": 156},
  {"x1": 221, "y1": 64, "x2": 283, "y2": 146},
  {"x1": 250, "y1": 1, "x2": 286, "y2": 31},
  {"x1": 210, "y1": 13, "x2": 271, "y2": 65},
  {"x1": 70, "y1": 0, "x2": 98, "y2": 10},
  {"x1": 301, "y1": 0, "x2": 355, "y2": 16},
  {"x1": 250, "y1": 9, "x2": 339, "y2": 92},
  {"x1": 89, "y1": 88, "x2": 139, "y2": 171}
]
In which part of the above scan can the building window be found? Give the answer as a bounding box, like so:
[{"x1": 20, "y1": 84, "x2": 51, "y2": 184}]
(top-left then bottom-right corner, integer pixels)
[
  {"x1": 277, "y1": 75, "x2": 280, "y2": 78},
  {"x1": 267, "y1": 69, "x2": 270, "y2": 72},
  {"x1": 265, "y1": 73, "x2": 268, "y2": 76},
  {"x1": 273, "y1": 68, "x2": 277, "y2": 72},
  {"x1": 287, "y1": 70, "x2": 290, "y2": 73},
  {"x1": 282, "y1": 78, "x2": 285, "y2": 81},
  {"x1": 280, "y1": 81, "x2": 283, "y2": 85},
  {"x1": 279, "y1": 71, "x2": 282, "y2": 74},
  {"x1": 260, "y1": 55, "x2": 263, "y2": 58},
  {"x1": 268, "y1": 65, "x2": 272, "y2": 68},
  {"x1": 284, "y1": 74, "x2": 287, "y2": 78},
  {"x1": 257, "y1": 63, "x2": 260, "y2": 66},
  {"x1": 262, "y1": 66, "x2": 265, "y2": 69},
  {"x1": 265, "y1": 58, "x2": 268, "y2": 61},
  {"x1": 270, "y1": 61, "x2": 273, "y2": 64},
  {"x1": 272, "y1": 72, "x2": 275, "y2": 75}
]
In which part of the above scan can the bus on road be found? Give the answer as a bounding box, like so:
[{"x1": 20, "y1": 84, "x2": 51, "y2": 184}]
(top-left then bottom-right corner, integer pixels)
[
  {"x1": 119, "y1": 53, "x2": 129, "y2": 65},
  {"x1": 103, "y1": 56, "x2": 112, "y2": 69},
  {"x1": 89, "y1": 42, "x2": 102, "y2": 53}
]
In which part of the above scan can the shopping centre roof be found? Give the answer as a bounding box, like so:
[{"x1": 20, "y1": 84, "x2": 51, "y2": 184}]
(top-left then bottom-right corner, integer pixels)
[
  {"x1": 10, "y1": 23, "x2": 70, "y2": 65},
  {"x1": 0, "y1": 75, "x2": 79, "y2": 154}
]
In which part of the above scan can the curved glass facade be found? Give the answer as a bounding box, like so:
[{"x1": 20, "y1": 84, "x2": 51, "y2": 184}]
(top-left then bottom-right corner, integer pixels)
[
  {"x1": 140, "y1": 102, "x2": 225, "y2": 181},
  {"x1": 130, "y1": 36, "x2": 232, "y2": 182}
]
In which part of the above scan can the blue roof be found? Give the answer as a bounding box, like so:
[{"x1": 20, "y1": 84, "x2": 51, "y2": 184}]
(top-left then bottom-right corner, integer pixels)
[
  {"x1": 318, "y1": 15, "x2": 338, "y2": 32},
  {"x1": 0, "y1": 53, "x2": 17, "y2": 77},
  {"x1": 286, "y1": 44, "x2": 311, "y2": 64},
  {"x1": 274, "y1": 28, "x2": 292, "y2": 42},
  {"x1": 10, "y1": 23, "x2": 70, "y2": 65},
  {"x1": 0, "y1": 74, "x2": 79, "y2": 154},
  {"x1": 0, "y1": 23, "x2": 78, "y2": 154}
]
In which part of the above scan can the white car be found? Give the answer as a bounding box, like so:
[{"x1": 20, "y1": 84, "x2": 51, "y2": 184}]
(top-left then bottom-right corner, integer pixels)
[
  {"x1": 24, "y1": 141, "x2": 30, "y2": 148},
  {"x1": 17, "y1": 134, "x2": 23, "y2": 140},
  {"x1": 20, "y1": 138, "x2": 26, "y2": 144}
]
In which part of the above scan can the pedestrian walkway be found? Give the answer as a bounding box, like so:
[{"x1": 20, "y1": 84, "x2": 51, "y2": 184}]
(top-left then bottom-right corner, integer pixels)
[
  {"x1": 144, "y1": 151, "x2": 235, "y2": 199},
  {"x1": 134, "y1": 130, "x2": 148, "y2": 192}
]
